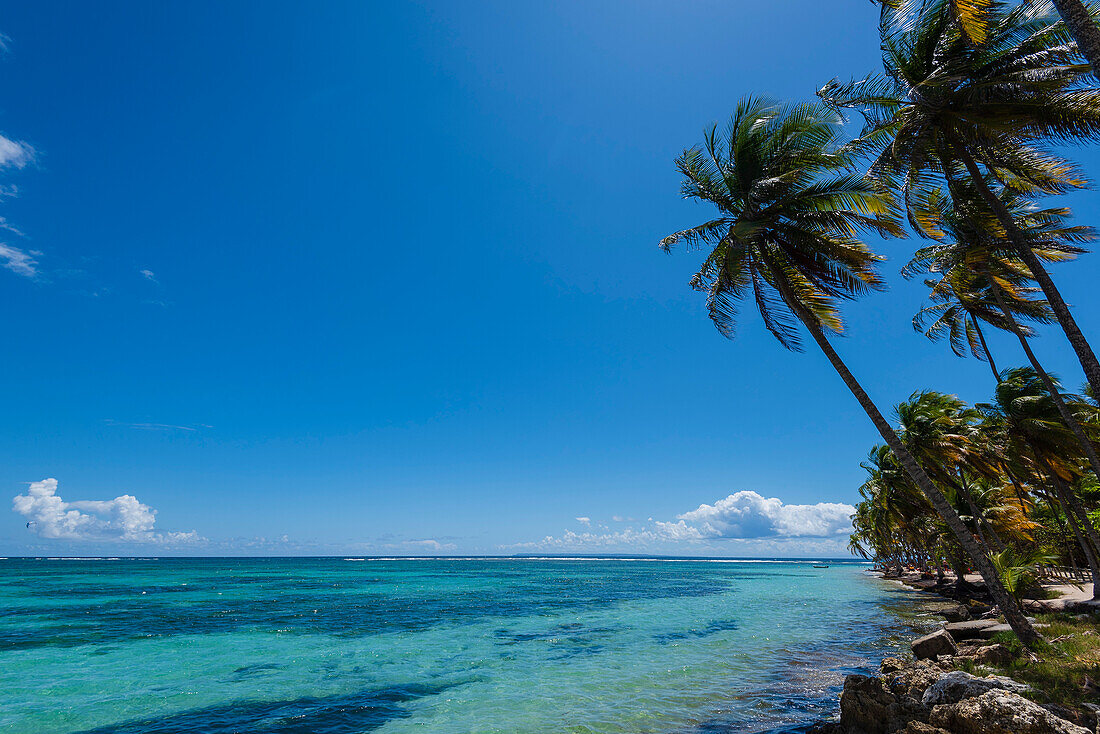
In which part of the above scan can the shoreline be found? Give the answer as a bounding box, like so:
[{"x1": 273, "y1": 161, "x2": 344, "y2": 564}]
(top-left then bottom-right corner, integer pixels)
[{"x1": 802, "y1": 569, "x2": 1100, "y2": 734}]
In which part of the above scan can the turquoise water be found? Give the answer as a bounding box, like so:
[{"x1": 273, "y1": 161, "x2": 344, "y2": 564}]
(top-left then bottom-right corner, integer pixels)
[{"x1": 0, "y1": 558, "x2": 929, "y2": 734}]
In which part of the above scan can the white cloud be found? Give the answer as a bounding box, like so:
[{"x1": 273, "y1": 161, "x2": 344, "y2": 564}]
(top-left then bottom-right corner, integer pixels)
[
  {"x1": 575, "y1": 516, "x2": 591, "y2": 525},
  {"x1": 140, "y1": 269, "x2": 158, "y2": 282},
  {"x1": 0, "y1": 242, "x2": 37, "y2": 277},
  {"x1": 670, "y1": 491, "x2": 854, "y2": 539},
  {"x1": 398, "y1": 538, "x2": 457, "y2": 552},
  {"x1": 0, "y1": 135, "x2": 33, "y2": 169},
  {"x1": 504, "y1": 491, "x2": 855, "y2": 556},
  {"x1": 12, "y1": 478, "x2": 199, "y2": 544}
]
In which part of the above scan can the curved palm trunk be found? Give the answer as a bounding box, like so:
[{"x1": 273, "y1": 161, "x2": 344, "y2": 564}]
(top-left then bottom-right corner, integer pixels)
[
  {"x1": 945, "y1": 544, "x2": 975, "y2": 597},
  {"x1": 972, "y1": 318, "x2": 1000, "y2": 382},
  {"x1": 1050, "y1": 0, "x2": 1100, "y2": 83},
  {"x1": 762, "y1": 262, "x2": 1040, "y2": 645},
  {"x1": 957, "y1": 147, "x2": 1100, "y2": 400}
]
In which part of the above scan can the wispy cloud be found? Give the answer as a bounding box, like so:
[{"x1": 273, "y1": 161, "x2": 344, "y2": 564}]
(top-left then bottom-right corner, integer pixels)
[
  {"x1": 12, "y1": 478, "x2": 200, "y2": 544},
  {"x1": 139, "y1": 269, "x2": 158, "y2": 283},
  {"x1": 0, "y1": 242, "x2": 37, "y2": 277},
  {"x1": 0, "y1": 135, "x2": 34, "y2": 170},
  {"x1": 575, "y1": 516, "x2": 591, "y2": 525},
  {"x1": 104, "y1": 420, "x2": 211, "y2": 433}
]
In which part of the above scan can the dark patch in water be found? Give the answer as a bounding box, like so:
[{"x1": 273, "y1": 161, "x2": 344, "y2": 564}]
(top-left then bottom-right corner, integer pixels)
[
  {"x1": 548, "y1": 643, "x2": 605, "y2": 660},
  {"x1": 653, "y1": 618, "x2": 739, "y2": 643},
  {"x1": 228, "y1": 663, "x2": 283, "y2": 681},
  {"x1": 69, "y1": 680, "x2": 466, "y2": 734}
]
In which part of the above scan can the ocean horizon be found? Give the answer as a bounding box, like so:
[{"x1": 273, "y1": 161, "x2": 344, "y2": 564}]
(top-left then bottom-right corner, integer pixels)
[{"x1": 1, "y1": 557, "x2": 931, "y2": 734}]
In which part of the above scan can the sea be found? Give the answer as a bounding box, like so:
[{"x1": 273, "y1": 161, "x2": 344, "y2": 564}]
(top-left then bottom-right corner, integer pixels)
[{"x1": 0, "y1": 557, "x2": 933, "y2": 734}]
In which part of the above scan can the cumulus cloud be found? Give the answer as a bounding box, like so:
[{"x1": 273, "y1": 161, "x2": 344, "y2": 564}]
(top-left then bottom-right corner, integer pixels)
[
  {"x1": 575, "y1": 516, "x2": 591, "y2": 525},
  {"x1": 0, "y1": 242, "x2": 37, "y2": 277},
  {"x1": 504, "y1": 491, "x2": 855, "y2": 555},
  {"x1": 664, "y1": 491, "x2": 855, "y2": 539},
  {"x1": 0, "y1": 135, "x2": 34, "y2": 169},
  {"x1": 12, "y1": 478, "x2": 199, "y2": 544}
]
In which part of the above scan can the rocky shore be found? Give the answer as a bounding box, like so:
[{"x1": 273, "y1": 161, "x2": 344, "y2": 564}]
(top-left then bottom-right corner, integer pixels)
[{"x1": 811, "y1": 571, "x2": 1100, "y2": 734}]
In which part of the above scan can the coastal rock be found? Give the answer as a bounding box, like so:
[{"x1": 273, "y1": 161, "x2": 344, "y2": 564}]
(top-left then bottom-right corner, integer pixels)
[
  {"x1": 971, "y1": 643, "x2": 1014, "y2": 666},
  {"x1": 929, "y1": 690, "x2": 1090, "y2": 734},
  {"x1": 1042, "y1": 703, "x2": 1094, "y2": 730},
  {"x1": 840, "y1": 674, "x2": 929, "y2": 734},
  {"x1": 920, "y1": 601, "x2": 971, "y2": 623},
  {"x1": 886, "y1": 659, "x2": 952, "y2": 698},
  {"x1": 901, "y1": 723, "x2": 951, "y2": 734},
  {"x1": 932, "y1": 607, "x2": 968, "y2": 625},
  {"x1": 881, "y1": 657, "x2": 906, "y2": 674},
  {"x1": 952, "y1": 641, "x2": 989, "y2": 658},
  {"x1": 977, "y1": 623, "x2": 1012, "y2": 639},
  {"x1": 921, "y1": 671, "x2": 1030, "y2": 706},
  {"x1": 941, "y1": 605, "x2": 970, "y2": 623},
  {"x1": 944, "y1": 620, "x2": 999, "y2": 641},
  {"x1": 912, "y1": 629, "x2": 958, "y2": 660},
  {"x1": 978, "y1": 622, "x2": 1048, "y2": 639}
]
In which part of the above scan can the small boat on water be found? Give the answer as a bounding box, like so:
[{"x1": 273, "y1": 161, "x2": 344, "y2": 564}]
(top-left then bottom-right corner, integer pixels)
[{"x1": 812, "y1": 564, "x2": 829, "y2": 569}]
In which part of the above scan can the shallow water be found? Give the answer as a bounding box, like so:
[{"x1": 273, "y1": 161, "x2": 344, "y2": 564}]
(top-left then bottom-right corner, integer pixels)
[{"x1": 0, "y1": 557, "x2": 930, "y2": 734}]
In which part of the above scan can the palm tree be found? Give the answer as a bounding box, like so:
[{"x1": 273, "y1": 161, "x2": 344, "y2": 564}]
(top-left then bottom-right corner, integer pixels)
[
  {"x1": 980, "y1": 367, "x2": 1100, "y2": 597},
  {"x1": 904, "y1": 188, "x2": 1073, "y2": 382},
  {"x1": 874, "y1": 0, "x2": 1100, "y2": 82},
  {"x1": 820, "y1": 0, "x2": 1100, "y2": 400},
  {"x1": 853, "y1": 444, "x2": 978, "y2": 592},
  {"x1": 911, "y1": 266, "x2": 1008, "y2": 381},
  {"x1": 894, "y1": 390, "x2": 1024, "y2": 552},
  {"x1": 907, "y1": 189, "x2": 1100, "y2": 492},
  {"x1": 660, "y1": 96, "x2": 1039, "y2": 644},
  {"x1": 1048, "y1": 0, "x2": 1100, "y2": 82}
]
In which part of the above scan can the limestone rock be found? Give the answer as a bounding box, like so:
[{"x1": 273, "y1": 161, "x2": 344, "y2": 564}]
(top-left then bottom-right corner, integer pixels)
[
  {"x1": 978, "y1": 622, "x2": 1047, "y2": 639},
  {"x1": 929, "y1": 690, "x2": 1090, "y2": 734},
  {"x1": 972, "y1": 643, "x2": 1014, "y2": 666},
  {"x1": 1042, "y1": 703, "x2": 1093, "y2": 730},
  {"x1": 944, "y1": 620, "x2": 999, "y2": 641},
  {"x1": 886, "y1": 659, "x2": 953, "y2": 699},
  {"x1": 941, "y1": 605, "x2": 970, "y2": 623},
  {"x1": 912, "y1": 629, "x2": 958, "y2": 660},
  {"x1": 881, "y1": 657, "x2": 906, "y2": 674},
  {"x1": 979, "y1": 623, "x2": 1012, "y2": 638},
  {"x1": 840, "y1": 674, "x2": 929, "y2": 734},
  {"x1": 921, "y1": 670, "x2": 1030, "y2": 707},
  {"x1": 902, "y1": 722, "x2": 951, "y2": 734}
]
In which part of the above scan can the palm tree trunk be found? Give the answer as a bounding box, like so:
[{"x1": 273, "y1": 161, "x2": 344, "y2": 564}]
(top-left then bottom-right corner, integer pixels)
[
  {"x1": 972, "y1": 318, "x2": 1000, "y2": 381},
  {"x1": 762, "y1": 260, "x2": 1040, "y2": 645},
  {"x1": 1047, "y1": 468, "x2": 1100, "y2": 599},
  {"x1": 956, "y1": 146, "x2": 1100, "y2": 400},
  {"x1": 945, "y1": 545, "x2": 975, "y2": 597},
  {"x1": 1036, "y1": 483, "x2": 1082, "y2": 571},
  {"x1": 1050, "y1": 0, "x2": 1100, "y2": 83},
  {"x1": 988, "y1": 281, "x2": 1100, "y2": 491}
]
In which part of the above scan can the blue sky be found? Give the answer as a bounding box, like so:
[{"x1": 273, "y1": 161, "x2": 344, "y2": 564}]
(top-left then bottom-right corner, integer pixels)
[{"x1": 2, "y1": 1, "x2": 1100, "y2": 557}]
